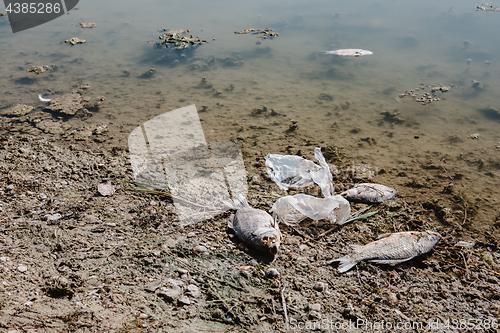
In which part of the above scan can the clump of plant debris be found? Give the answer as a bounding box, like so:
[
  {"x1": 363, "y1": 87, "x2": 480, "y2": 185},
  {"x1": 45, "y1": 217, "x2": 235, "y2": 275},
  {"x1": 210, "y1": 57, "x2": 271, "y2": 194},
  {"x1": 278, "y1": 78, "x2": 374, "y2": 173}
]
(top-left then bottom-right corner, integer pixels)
[{"x1": 156, "y1": 29, "x2": 207, "y2": 50}]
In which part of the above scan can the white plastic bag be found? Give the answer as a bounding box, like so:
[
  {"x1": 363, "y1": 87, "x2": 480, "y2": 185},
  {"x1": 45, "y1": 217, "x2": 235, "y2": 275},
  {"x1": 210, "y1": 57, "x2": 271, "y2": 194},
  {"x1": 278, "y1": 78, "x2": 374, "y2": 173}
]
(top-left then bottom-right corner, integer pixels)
[
  {"x1": 271, "y1": 194, "x2": 351, "y2": 226},
  {"x1": 265, "y1": 147, "x2": 333, "y2": 196}
]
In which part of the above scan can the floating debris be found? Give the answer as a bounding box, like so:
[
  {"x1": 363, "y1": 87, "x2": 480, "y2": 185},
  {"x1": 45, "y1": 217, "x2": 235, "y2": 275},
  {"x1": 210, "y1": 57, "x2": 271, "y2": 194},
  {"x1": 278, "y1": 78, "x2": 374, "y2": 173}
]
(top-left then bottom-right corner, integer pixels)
[
  {"x1": 234, "y1": 28, "x2": 278, "y2": 39},
  {"x1": 79, "y1": 22, "x2": 97, "y2": 28},
  {"x1": 225, "y1": 194, "x2": 282, "y2": 254},
  {"x1": 327, "y1": 230, "x2": 441, "y2": 272},
  {"x1": 156, "y1": 29, "x2": 207, "y2": 50},
  {"x1": 399, "y1": 83, "x2": 453, "y2": 105},
  {"x1": 26, "y1": 65, "x2": 53, "y2": 74},
  {"x1": 340, "y1": 183, "x2": 398, "y2": 204},
  {"x1": 234, "y1": 28, "x2": 255, "y2": 34},
  {"x1": 323, "y1": 49, "x2": 373, "y2": 57},
  {"x1": 469, "y1": 133, "x2": 480, "y2": 139},
  {"x1": 60, "y1": 37, "x2": 86, "y2": 45},
  {"x1": 477, "y1": 3, "x2": 500, "y2": 11}
]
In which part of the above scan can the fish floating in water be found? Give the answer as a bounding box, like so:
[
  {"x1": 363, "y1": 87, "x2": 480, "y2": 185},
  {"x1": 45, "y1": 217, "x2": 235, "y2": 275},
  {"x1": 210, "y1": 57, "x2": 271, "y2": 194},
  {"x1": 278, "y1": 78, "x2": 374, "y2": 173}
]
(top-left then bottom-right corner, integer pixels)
[
  {"x1": 323, "y1": 49, "x2": 373, "y2": 57},
  {"x1": 341, "y1": 183, "x2": 397, "y2": 204},
  {"x1": 327, "y1": 230, "x2": 441, "y2": 272},
  {"x1": 38, "y1": 94, "x2": 51, "y2": 102},
  {"x1": 225, "y1": 194, "x2": 282, "y2": 254}
]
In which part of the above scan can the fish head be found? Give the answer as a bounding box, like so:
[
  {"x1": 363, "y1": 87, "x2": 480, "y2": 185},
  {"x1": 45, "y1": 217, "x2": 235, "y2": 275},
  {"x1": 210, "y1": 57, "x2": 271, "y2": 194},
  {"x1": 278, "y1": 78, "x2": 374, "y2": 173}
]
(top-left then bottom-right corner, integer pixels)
[
  {"x1": 421, "y1": 230, "x2": 442, "y2": 245},
  {"x1": 258, "y1": 229, "x2": 282, "y2": 254}
]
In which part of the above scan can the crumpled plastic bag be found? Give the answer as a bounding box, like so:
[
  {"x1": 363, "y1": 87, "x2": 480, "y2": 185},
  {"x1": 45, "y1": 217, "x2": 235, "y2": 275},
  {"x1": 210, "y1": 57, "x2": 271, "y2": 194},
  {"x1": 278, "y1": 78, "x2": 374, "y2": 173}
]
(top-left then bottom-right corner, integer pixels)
[
  {"x1": 265, "y1": 147, "x2": 334, "y2": 196},
  {"x1": 271, "y1": 193, "x2": 351, "y2": 226}
]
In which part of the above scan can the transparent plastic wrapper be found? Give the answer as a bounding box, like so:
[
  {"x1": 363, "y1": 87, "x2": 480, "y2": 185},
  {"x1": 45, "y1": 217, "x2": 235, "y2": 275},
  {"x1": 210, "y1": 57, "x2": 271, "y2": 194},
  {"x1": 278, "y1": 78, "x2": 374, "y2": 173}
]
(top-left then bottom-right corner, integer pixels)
[
  {"x1": 271, "y1": 194, "x2": 351, "y2": 226},
  {"x1": 265, "y1": 147, "x2": 334, "y2": 196}
]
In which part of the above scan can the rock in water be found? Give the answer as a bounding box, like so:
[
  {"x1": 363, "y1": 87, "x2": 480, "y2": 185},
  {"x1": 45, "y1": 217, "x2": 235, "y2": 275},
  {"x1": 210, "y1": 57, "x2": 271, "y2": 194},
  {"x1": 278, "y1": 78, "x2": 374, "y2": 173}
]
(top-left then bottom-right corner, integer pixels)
[
  {"x1": 327, "y1": 230, "x2": 441, "y2": 272},
  {"x1": 341, "y1": 183, "x2": 397, "y2": 203},
  {"x1": 226, "y1": 194, "x2": 282, "y2": 254}
]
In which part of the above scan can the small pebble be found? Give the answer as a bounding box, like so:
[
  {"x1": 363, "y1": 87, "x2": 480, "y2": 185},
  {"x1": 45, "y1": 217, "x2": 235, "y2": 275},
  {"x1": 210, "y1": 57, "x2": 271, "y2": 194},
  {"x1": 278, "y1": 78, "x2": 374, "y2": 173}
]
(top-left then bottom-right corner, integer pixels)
[
  {"x1": 265, "y1": 268, "x2": 279, "y2": 279},
  {"x1": 24, "y1": 301, "x2": 34, "y2": 307},
  {"x1": 185, "y1": 284, "x2": 200, "y2": 298},
  {"x1": 299, "y1": 244, "x2": 309, "y2": 251},
  {"x1": 313, "y1": 282, "x2": 327, "y2": 292},
  {"x1": 178, "y1": 296, "x2": 191, "y2": 306},
  {"x1": 17, "y1": 264, "x2": 28, "y2": 272},
  {"x1": 167, "y1": 278, "x2": 184, "y2": 290},
  {"x1": 139, "y1": 313, "x2": 148, "y2": 319},
  {"x1": 187, "y1": 232, "x2": 196, "y2": 238},
  {"x1": 6, "y1": 184, "x2": 14, "y2": 190},
  {"x1": 176, "y1": 268, "x2": 188, "y2": 275},
  {"x1": 310, "y1": 303, "x2": 322, "y2": 312},
  {"x1": 39, "y1": 193, "x2": 47, "y2": 199},
  {"x1": 0, "y1": 257, "x2": 9, "y2": 262},
  {"x1": 44, "y1": 213, "x2": 62, "y2": 221},
  {"x1": 212, "y1": 308, "x2": 223, "y2": 318},
  {"x1": 193, "y1": 245, "x2": 208, "y2": 253},
  {"x1": 157, "y1": 289, "x2": 180, "y2": 302}
]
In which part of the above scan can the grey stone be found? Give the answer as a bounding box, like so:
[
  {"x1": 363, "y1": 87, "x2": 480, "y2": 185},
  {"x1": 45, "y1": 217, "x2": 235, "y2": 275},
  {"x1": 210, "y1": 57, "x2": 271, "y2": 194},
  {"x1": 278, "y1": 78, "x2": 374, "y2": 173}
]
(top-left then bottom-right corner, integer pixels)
[
  {"x1": 178, "y1": 296, "x2": 191, "y2": 306},
  {"x1": 185, "y1": 284, "x2": 200, "y2": 298},
  {"x1": 265, "y1": 268, "x2": 279, "y2": 279},
  {"x1": 157, "y1": 289, "x2": 181, "y2": 303}
]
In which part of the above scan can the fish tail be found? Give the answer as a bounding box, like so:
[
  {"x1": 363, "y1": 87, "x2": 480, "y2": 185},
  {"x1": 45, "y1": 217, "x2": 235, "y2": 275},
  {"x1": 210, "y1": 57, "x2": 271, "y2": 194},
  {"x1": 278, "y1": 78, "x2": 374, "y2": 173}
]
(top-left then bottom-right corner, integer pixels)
[
  {"x1": 222, "y1": 193, "x2": 250, "y2": 210},
  {"x1": 322, "y1": 51, "x2": 335, "y2": 55},
  {"x1": 327, "y1": 256, "x2": 357, "y2": 273}
]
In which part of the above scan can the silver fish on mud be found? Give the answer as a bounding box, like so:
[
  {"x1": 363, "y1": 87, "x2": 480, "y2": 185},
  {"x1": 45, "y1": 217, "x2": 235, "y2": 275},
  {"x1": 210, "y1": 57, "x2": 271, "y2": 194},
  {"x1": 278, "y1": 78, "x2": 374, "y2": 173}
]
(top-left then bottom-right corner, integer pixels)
[
  {"x1": 341, "y1": 183, "x2": 397, "y2": 203},
  {"x1": 327, "y1": 230, "x2": 441, "y2": 272},
  {"x1": 226, "y1": 194, "x2": 282, "y2": 254},
  {"x1": 323, "y1": 49, "x2": 373, "y2": 57}
]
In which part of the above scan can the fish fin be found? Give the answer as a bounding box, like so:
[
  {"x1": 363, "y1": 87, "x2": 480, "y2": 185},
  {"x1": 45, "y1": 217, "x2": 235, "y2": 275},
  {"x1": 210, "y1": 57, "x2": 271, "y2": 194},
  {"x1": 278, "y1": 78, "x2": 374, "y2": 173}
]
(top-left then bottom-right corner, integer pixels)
[
  {"x1": 327, "y1": 256, "x2": 357, "y2": 273},
  {"x1": 223, "y1": 194, "x2": 250, "y2": 210},
  {"x1": 272, "y1": 211, "x2": 278, "y2": 228},
  {"x1": 376, "y1": 233, "x2": 392, "y2": 240},
  {"x1": 227, "y1": 214, "x2": 234, "y2": 229},
  {"x1": 369, "y1": 258, "x2": 412, "y2": 265}
]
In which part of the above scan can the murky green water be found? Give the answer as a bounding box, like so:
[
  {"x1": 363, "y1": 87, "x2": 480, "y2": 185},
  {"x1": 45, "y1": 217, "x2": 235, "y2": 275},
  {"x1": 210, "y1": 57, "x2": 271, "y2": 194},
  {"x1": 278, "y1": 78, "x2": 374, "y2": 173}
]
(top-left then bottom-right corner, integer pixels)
[{"x1": 1, "y1": 0, "x2": 499, "y2": 223}]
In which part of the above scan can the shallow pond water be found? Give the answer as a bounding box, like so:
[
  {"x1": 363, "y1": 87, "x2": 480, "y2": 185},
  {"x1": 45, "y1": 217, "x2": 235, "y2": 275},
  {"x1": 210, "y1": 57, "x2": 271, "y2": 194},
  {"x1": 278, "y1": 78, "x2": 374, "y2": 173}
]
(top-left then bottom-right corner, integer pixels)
[{"x1": 1, "y1": 0, "x2": 499, "y2": 228}]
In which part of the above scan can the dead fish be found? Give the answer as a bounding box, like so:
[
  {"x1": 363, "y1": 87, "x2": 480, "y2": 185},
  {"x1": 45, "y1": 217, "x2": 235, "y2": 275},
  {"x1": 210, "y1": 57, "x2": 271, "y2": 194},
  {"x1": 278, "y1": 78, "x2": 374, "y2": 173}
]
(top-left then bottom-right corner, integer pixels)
[
  {"x1": 341, "y1": 183, "x2": 397, "y2": 203},
  {"x1": 225, "y1": 194, "x2": 282, "y2": 254},
  {"x1": 323, "y1": 49, "x2": 373, "y2": 57},
  {"x1": 327, "y1": 230, "x2": 441, "y2": 272}
]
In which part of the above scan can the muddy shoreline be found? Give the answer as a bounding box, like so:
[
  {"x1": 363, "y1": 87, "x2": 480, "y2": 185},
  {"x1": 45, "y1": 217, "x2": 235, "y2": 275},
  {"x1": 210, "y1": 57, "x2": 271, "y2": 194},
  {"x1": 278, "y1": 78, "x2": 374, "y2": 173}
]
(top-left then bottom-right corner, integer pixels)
[{"x1": 1, "y1": 105, "x2": 499, "y2": 332}]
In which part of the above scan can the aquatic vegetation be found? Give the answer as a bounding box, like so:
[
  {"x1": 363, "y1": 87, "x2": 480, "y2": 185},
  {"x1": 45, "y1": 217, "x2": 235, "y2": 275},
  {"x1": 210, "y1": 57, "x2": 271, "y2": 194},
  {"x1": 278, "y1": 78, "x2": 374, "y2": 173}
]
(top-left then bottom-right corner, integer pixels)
[{"x1": 156, "y1": 29, "x2": 207, "y2": 50}]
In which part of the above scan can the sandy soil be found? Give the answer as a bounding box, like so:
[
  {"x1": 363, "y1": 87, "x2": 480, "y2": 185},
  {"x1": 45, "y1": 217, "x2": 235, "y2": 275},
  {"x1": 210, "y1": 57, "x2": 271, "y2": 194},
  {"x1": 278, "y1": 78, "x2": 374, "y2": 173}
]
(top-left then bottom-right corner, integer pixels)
[{"x1": 1, "y1": 93, "x2": 500, "y2": 332}]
